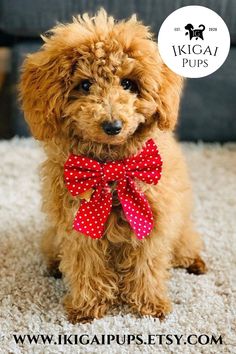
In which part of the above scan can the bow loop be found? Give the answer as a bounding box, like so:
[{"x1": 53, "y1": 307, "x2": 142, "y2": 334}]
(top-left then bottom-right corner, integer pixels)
[
  {"x1": 64, "y1": 139, "x2": 162, "y2": 239},
  {"x1": 124, "y1": 139, "x2": 162, "y2": 184},
  {"x1": 64, "y1": 154, "x2": 102, "y2": 196}
]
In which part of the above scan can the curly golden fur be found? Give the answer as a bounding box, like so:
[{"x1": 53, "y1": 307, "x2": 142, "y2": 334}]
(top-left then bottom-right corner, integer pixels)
[{"x1": 19, "y1": 9, "x2": 206, "y2": 323}]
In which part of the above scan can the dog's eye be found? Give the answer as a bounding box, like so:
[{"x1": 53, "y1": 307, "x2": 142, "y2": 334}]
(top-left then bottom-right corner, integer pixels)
[
  {"x1": 74, "y1": 79, "x2": 92, "y2": 93},
  {"x1": 80, "y1": 79, "x2": 92, "y2": 92},
  {"x1": 121, "y1": 78, "x2": 138, "y2": 93}
]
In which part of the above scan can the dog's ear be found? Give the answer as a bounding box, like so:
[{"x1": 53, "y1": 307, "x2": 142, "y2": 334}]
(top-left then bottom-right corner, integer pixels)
[
  {"x1": 155, "y1": 64, "x2": 183, "y2": 131},
  {"x1": 19, "y1": 49, "x2": 66, "y2": 141}
]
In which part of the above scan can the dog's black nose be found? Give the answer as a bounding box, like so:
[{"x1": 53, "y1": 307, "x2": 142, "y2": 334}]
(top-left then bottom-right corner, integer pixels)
[{"x1": 102, "y1": 120, "x2": 122, "y2": 135}]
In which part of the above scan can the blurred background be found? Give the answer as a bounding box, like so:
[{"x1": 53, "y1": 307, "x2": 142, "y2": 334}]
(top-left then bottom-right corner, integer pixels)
[{"x1": 0, "y1": 0, "x2": 235, "y2": 142}]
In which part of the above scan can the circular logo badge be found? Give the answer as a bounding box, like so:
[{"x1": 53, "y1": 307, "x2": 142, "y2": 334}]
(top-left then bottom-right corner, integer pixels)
[{"x1": 158, "y1": 6, "x2": 230, "y2": 78}]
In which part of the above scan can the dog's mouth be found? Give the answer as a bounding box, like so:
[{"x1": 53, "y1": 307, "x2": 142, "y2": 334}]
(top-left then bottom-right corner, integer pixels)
[
  {"x1": 98, "y1": 118, "x2": 147, "y2": 145},
  {"x1": 81, "y1": 125, "x2": 138, "y2": 146},
  {"x1": 68, "y1": 114, "x2": 149, "y2": 160},
  {"x1": 104, "y1": 120, "x2": 147, "y2": 142},
  {"x1": 71, "y1": 130, "x2": 144, "y2": 163}
]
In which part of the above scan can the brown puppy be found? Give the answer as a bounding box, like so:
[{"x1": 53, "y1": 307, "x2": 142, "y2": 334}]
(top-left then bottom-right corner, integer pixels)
[{"x1": 20, "y1": 9, "x2": 206, "y2": 323}]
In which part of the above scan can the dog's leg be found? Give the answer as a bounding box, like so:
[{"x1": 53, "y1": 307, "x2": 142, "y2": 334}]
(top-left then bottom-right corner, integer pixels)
[
  {"x1": 117, "y1": 237, "x2": 172, "y2": 319},
  {"x1": 60, "y1": 234, "x2": 118, "y2": 323},
  {"x1": 41, "y1": 226, "x2": 63, "y2": 278},
  {"x1": 171, "y1": 222, "x2": 207, "y2": 275}
]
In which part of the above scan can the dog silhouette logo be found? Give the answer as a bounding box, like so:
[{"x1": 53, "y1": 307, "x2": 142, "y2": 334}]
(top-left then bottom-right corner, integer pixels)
[{"x1": 185, "y1": 24, "x2": 205, "y2": 40}]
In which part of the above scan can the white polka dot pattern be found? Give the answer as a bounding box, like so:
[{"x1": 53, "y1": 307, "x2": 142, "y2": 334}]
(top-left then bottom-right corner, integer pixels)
[{"x1": 64, "y1": 139, "x2": 163, "y2": 240}]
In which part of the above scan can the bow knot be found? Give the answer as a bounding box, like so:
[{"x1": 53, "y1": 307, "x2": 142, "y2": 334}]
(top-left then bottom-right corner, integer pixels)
[
  {"x1": 102, "y1": 161, "x2": 126, "y2": 182},
  {"x1": 64, "y1": 139, "x2": 162, "y2": 240}
]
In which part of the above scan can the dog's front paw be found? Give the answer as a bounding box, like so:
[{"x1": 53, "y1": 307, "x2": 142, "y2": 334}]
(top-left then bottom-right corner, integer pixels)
[
  {"x1": 133, "y1": 298, "x2": 172, "y2": 320},
  {"x1": 187, "y1": 256, "x2": 207, "y2": 275},
  {"x1": 64, "y1": 295, "x2": 110, "y2": 324}
]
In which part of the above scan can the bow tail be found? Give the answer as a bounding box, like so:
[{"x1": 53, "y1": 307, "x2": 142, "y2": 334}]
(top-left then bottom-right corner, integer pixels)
[
  {"x1": 73, "y1": 185, "x2": 112, "y2": 239},
  {"x1": 117, "y1": 178, "x2": 154, "y2": 239}
]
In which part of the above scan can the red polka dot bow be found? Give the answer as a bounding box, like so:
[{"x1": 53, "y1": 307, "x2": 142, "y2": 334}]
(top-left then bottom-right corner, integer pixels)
[{"x1": 64, "y1": 139, "x2": 162, "y2": 239}]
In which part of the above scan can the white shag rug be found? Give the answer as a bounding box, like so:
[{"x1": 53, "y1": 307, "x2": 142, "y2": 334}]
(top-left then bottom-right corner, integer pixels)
[{"x1": 0, "y1": 137, "x2": 235, "y2": 354}]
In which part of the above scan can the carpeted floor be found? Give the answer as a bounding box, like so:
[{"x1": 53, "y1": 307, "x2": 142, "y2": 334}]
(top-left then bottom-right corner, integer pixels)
[{"x1": 0, "y1": 138, "x2": 235, "y2": 354}]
